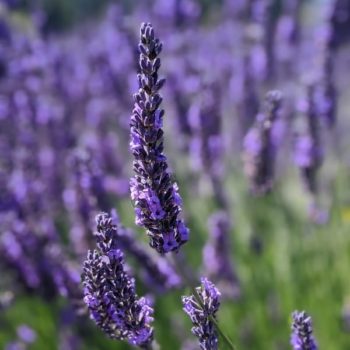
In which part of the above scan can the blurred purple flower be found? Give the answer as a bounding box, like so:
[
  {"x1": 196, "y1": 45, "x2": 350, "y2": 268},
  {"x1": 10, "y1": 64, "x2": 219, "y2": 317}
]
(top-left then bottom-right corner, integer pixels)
[
  {"x1": 17, "y1": 325, "x2": 36, "y2": 344},
  {"x1": 188, "y1": 85, "x2": 224, "y2": 177},
  {"x1": 291, "y1": 311, "x2": 318, "y2": 350},
  {"x1": 294, "y1": 84, "x2": 323, "y2": 195},
  {"x1": 5, "y1": 342, "x2": 26, "y2": 350},
  {"x1": 243, "y1": 90, "x2": 283, "y2": 195}
]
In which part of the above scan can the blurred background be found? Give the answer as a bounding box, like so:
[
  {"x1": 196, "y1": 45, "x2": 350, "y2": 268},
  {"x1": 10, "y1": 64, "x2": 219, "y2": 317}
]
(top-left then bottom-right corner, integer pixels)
[{"x1": 1, "y1": 0, "x2": 350, "y2": 349}]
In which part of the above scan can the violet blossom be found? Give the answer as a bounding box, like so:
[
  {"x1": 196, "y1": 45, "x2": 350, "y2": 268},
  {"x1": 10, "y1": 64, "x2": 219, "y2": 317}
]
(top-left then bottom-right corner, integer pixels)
[{"x1": 291, "y1": 310, "x2": 318, "y2": 350}]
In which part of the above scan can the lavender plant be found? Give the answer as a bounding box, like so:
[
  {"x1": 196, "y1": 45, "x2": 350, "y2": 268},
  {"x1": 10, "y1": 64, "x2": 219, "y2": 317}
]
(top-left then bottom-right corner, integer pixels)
[
  {"x1": 243, "y1": 90, "x2": 283, "y2": 195},
  {"x1": 291, "y1": 311, "x2": 318, "y2": 350},
  {"x1": 182, "y1": 278, "x2": 221, "y2": 350},
  {"x1": 82, "y1": 213, "x2": 154, "y2": 348},
  {"x1": 0, "y1": 3, "x2": 349, "y2": 349},
  {"x1": 130, "y1": 22, "x2": 189, "y2": 254},
  {"x1": 64, "y1": 150, "x2": 181, "y2": 292},
  {"x1": 188, "y1": 83, "x2": 227, "y2": 208},
  {"x1": 294, "y1": 84, "x2": 323, "y2": 196}
]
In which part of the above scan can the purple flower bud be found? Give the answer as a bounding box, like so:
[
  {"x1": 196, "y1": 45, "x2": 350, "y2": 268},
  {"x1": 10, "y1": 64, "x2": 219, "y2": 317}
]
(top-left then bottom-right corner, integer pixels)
[
  {"x1": 291, "y1": 311, "x2": 318, "y2": 350},
  {"x1": 130, "y1": 23, "x2": 189, "y2": 254},
  {"x1": 182, "y1": 278, "x2": 221, "y2": 350}
]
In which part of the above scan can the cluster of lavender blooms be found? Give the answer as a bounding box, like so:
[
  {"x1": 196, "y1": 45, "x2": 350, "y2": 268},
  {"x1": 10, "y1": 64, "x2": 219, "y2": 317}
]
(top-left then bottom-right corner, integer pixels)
[
  {"x1": 291, "y1": 311, "x2": 318, "y2": 350},
  {"x1": 0, "y1": 0, "x2": 348, "y2": 347},
  {"x1": 130, "y1": 22, "x2": 189, "y2": 254},
  {"x1": 109, "y1": 209, "x2": 182, "y2": 293},
  {"x1": 82, "y1": 213, "x2": 154, "y2": 348},
  {"x1": 0, "y1": 8, "x2": 132, "y2": 302},
  {"x1": 62, "y1": 150, "x2": 181, "y2": 294},
  {"x1": 243, "y1": 90, "x2": 283, "y2": 195},
  {"x1": 0, "y1": 9, "x2": 194, "y2": 346},
  {"x1": 182, "y1": 278, "x2": 221, "y2": 350},
  {"x1": 0, "y1": 212, "x2": 81, "y2": 301}
]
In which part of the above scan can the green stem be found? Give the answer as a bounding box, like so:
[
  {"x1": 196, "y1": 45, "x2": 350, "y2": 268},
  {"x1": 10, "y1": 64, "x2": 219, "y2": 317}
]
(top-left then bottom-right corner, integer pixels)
[
  {"x1": 270, "y1": 190, "x2": 294, "y2": 229},
  {"x1": 209, "y1": 315, "x2": 237, "y2": 350}
]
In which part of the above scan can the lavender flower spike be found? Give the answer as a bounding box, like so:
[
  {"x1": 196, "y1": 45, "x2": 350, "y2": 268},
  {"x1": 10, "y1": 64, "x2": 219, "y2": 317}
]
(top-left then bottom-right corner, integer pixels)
[
  {"x1": 294, "y1": 84, "x2": 323, "y2": 195},
  {"x1": 130, "y1": 22, "x2": 189, "y2": 254},
  {"x1": 291, "y1": 311, "x2": 318, "y2": 350},
  {"x1": 182, "y1": 278, "x2": 221, "y2": 350},
  {"x1": 82, "y1": 213, "x2": 154, "y2": 348},
  {"x1": 243, "y1": 90, "x2": 283, "y2": 195}
]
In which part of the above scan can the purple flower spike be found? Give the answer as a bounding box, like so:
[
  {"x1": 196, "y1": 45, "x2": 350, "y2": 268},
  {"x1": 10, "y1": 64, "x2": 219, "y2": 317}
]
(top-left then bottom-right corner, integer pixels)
[
  {"x1": 291, "y1": 311, "x2": 318, "y2": 350},
  {"x1": 82, "y1": 213, "x2": 154, "y2": 348},
  {"x1": 182, "y1": 278, "x2": 221, "y2": 350},
  {"x1": 317, "y1": 51, "x2": 337, "y2": 128},
  {"x1": 243, "y1": 90, "x2": 283, "y2": 195},
  {"x1": 294, "y1": 84, "x2": 323, "y2": 195},
  {"x1": 130, "y1": 22, "x2": 189, "y2": 254}
]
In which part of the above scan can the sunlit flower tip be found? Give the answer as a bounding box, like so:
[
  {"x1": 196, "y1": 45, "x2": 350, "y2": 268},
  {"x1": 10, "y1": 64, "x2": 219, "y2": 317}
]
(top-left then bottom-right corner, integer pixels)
[
  {"x1": 291, "y1": 310, "x2": 318, "y2": 350},
  {"x1": 182, "y1": 278, "x2": 221, "y2": 350}
]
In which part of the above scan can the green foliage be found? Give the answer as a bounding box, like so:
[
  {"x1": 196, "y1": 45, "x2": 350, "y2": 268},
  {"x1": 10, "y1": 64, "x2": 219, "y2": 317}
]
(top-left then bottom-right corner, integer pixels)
[{"x1": 0, "y1": 297, "x2": 57, "y2": 349}]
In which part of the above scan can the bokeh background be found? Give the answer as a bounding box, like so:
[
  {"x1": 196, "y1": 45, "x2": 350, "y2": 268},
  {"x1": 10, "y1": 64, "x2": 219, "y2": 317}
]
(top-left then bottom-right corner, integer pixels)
[{"x1": 1, "y1": 0, "x2": 350, "y2": 349}]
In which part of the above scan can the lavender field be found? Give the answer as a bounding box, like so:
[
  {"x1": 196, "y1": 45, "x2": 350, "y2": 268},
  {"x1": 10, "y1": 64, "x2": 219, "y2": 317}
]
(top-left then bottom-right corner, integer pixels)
[{"x1": 1, "y1": 0, "x2": 350, "y2": 349}]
